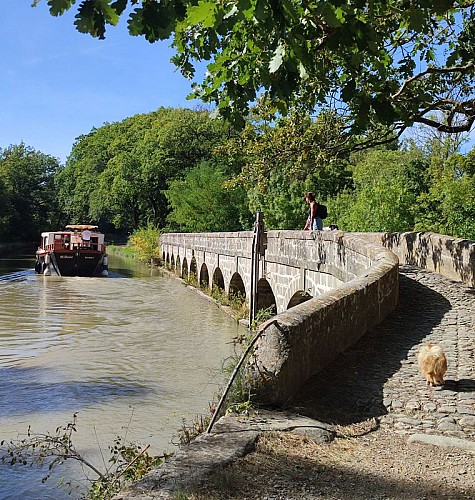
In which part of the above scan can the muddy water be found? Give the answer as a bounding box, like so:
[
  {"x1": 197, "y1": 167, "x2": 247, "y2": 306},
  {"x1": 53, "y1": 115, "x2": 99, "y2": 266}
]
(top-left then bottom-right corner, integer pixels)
[{"x1": 0, "y1": 252, "x2": 243, "y2": 499}]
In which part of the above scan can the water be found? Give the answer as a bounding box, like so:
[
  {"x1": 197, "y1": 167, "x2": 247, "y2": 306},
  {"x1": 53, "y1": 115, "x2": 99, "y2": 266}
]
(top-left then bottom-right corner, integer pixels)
[{"x1": 0, "y1": 251, "x2": 243, "y2": 499}]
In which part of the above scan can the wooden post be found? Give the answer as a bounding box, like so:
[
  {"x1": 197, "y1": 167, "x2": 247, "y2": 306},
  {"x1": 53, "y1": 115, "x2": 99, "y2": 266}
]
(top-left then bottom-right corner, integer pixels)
[{"x1": 249, "y1": 211, "x2": 265, "y2": 326}]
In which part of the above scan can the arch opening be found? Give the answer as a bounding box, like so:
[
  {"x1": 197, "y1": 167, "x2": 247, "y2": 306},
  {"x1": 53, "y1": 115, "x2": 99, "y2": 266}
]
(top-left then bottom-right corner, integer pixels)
[
  {"x1": 181, "y1": 257, "x2": 188, "y2": 279},
  {"x1": 200, "y1": 263, "x2": 209, "y2": 288},
  {"x1": 256, "y1": 278, "x2": 277, "y2": 316},
  {"x1": 229, "y1": 272, "x2": 246, "y2": 300},
  {"x1": 287, "y1": 290, "x2": 313, "y2": 309},
  {"x1": 212, "y1": 268, "x2": 225, "y2": 291},
  {"x1": 189, "y1": 257, "x2": 198, "y2": 284}
]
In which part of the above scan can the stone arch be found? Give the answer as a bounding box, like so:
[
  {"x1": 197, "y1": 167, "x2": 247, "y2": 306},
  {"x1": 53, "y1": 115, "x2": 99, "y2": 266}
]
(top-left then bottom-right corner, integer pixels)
[
  {"x1": 181, "y1": 257, "x2": 188, "y2": 279},
  {"x1": 175, "y1": 255, "x2": 181, "y2": 275},
  {"x1": 287, "y1": 290, "x2": 313, "y2": 309},
  {"x1": 200, "y1": 263, "x2": 209, "y2": 288},
  {"x1": 256, "y1": 278, "x2": 277, "y2": 315},
  {"x1": 164, "y1": 251, "x2": 169, "y2": 264},
  {"x1": 229, "y1": 272, "x2": 246, "y2": 299},
  {"x1": 170, "y1": 255, "x2": 175, "y2": 271},
  {"x1": 212, "y1": 267, "x2": 225, "y2": 291}
]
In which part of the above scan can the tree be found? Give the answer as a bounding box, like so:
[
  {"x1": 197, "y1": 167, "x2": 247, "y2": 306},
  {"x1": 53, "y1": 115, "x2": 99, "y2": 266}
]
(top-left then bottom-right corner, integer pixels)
[
  {"x1": 415, "y1": 147, "x2": 475, "y2": 239},
  {"x1": 165, "y1": 161, "x2": 251, "y2": 232},
  {"x1": 328, "y1": 148, "x2": 427, "y2": 232},
  {"x1": 1, "y1": 413, "x2": 165, "y2": 499},
  {"x1": 0, "y1": 176, "x2": 13, "y2": 240},
  {"x1": 0, "y1": 143, "x2": 61, "y2": 241},
  {"x1": 229, "y1": 108, "x2": 353, "y2": 229},
  {"x1": 55, "y1": 108, "x2": 230, "y2": 233},
  {"x1": 36, "y1": 1, "x2": 475, "y2": 143}
]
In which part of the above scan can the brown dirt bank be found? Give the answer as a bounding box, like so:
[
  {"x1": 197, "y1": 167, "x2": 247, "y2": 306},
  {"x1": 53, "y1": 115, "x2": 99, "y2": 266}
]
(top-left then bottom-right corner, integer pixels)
[{"x1": 185, "y1": 425, "x2": 475, "y2": 500}]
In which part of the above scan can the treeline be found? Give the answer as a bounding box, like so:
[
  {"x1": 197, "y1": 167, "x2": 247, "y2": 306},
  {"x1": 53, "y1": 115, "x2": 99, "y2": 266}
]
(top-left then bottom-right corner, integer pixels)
[
  {"x1": 1, "y1": 106, "x2": 474, "y2": 243},
  {"x1": 0, "y1": 144, "x2": 61, "y2": 242}
]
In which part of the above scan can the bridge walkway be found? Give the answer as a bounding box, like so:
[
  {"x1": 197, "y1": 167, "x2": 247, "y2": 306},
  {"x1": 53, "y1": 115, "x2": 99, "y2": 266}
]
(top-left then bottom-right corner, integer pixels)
[{"x1": 289, "y1": 265, "x2": 475, "y2": 440}]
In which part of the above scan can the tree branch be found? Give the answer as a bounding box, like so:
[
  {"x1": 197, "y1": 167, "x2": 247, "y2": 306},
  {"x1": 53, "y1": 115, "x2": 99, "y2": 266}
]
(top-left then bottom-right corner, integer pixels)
[
  {"x1": 392, "y1": 61, "x2": 475, "y2": 99},
  {"x1": 410, "y1": 114, "x2": 475, "y2": 133}
]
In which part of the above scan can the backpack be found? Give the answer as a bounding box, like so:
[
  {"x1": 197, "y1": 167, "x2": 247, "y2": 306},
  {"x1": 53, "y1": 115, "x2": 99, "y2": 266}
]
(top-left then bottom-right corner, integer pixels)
[{"x1": 317, "y1": 203, "x2": 328, "y2": 219}]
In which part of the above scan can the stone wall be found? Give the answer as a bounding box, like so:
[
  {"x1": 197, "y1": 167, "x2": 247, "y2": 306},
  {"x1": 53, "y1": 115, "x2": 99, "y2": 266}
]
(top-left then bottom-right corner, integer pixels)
[
  {"x1": 247, "y1": 233, "x2": 399, "y2": 405},
  {"x1": 160, "y1": 231, "x2": 255, "y2": 301},
  {"x1": 361, "y1": 232, "x2": 475, "y2": 288},
  {"x1": 263, "y1": 230, "x2": 377, "y2": 310}
]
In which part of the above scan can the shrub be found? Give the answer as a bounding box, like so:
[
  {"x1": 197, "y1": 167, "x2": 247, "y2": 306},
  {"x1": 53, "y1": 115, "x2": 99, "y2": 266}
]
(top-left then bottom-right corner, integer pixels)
[{"x1": 128, "y1": 224, "x2": 161, "y2": 263}]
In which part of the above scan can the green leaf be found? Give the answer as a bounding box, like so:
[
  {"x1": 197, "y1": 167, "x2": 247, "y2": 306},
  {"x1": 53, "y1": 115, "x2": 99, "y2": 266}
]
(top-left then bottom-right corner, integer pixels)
[
  {"x1": 47, "y1": 0, "x2": 74, "y2": 17},
  {"x1": 73, "y1": 1, "x2": 112, "y2": 39},
  {"x1": 371, "y1": 96, "x2": 396, "y2": 124},
  {"x1": 432, "y1": 0, "x2": 455, "y2": 15},
  {"x1": 269, "y1": 42, "x2": 285, "y2": 74},
  {"x1": 253, "y1": 0, "x2": 268, "y2": 22},
  {"x1": 187, "y1": 1, "x2": 217, "y2": 28},
  {"x1": 99, "y1": 0, "x2": 120, "y2": 25},
  {"x1": 73, "y1": 1, "x2": 99, "y2": 36},
  {"x1": 321, "y1": 5, "x2": 343, "y2": 28},
  {"x1": 128, "y1": 1, "x2": 176, "y2": 41},
  {"x1": 408, "y1": 9, "x2": 425, "y2": 32},
  {"x1": 341, "y1": 80, "x2": 356, "y2": 102},
  {"x1": 111, "y1": 0, "x2": 127, "y2": 17},
  {"x1": 281, "y1": 0, "x2": 300, "y2": 23},
  {"x1": 334, "y1": 7, "x2": 346, "y2": 23}
]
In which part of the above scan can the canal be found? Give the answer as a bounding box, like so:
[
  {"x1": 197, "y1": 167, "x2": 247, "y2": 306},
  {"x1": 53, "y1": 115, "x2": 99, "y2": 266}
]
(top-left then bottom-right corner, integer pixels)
[{"x1": 0, "y1": 250, "x2": 243, "y2": 499}]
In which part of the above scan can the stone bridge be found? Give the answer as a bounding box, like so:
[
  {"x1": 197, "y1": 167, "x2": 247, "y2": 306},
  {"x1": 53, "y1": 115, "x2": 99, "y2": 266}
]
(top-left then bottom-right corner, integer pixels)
[
  {"x1": 159, "y1": 229, "x2": 474, "y2": 404},
  {"x1": 160, "y1": 229, "x2": 398, "y2": 316}
]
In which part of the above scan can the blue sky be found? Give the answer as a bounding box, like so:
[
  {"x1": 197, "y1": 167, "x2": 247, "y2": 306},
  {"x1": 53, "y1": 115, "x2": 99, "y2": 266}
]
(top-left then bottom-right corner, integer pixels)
[{"x1": 1, "y1": 1, "x2": 201, "y2": 163}]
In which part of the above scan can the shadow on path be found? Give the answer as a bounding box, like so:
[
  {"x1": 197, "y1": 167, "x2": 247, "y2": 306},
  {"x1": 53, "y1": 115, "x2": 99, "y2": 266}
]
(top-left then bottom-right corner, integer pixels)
[
  {"x1": 443, "y1": 379, "x2": 475, "y2": 392},
  {"x1": 197, "y1": 441, "x2": 474, "y2": 500},
  {"x1": 287, "y1": 270, "x2": 452, "y2": 425}
]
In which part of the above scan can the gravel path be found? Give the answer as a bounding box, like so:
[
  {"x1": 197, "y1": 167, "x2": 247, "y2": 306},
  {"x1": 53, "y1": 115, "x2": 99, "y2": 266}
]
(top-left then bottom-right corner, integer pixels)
[{"x1": 289, "y1": 265, "x2": 475, "y2": 440}]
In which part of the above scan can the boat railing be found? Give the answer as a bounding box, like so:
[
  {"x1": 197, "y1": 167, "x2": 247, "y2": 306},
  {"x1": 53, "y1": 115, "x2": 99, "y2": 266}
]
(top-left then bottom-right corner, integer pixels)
[{"x1": 44, "y1": 242, "x2": 105, "y2": 252}]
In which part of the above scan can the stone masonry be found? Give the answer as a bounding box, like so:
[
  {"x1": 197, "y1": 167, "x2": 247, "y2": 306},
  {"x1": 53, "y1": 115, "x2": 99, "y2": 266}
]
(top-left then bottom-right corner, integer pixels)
[{"x1": 160, "y1": 230, "x2": 399, "y2": 405}]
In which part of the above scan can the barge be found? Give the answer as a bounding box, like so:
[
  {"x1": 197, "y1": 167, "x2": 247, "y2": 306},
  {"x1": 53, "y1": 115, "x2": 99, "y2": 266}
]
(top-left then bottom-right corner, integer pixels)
[{"x1": 35, "y1": 225, "x2": 108, "y2": 277}]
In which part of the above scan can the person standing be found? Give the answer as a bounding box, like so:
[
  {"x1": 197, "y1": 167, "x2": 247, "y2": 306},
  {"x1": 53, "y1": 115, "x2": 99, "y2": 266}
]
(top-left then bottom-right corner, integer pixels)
[{"x1": 304, "y1": 192, "x2": 323, "y2": 231}]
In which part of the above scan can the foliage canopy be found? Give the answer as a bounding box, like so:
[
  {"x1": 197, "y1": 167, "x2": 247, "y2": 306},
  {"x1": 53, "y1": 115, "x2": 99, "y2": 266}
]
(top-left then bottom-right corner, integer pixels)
[
  {"x1": 0, "y1": 143, "x2": 60, "y2": 241},
  {"x1": 54, "y1": 107, "x2": 230, "y2": 232},
  {"x1": 166, "y1": 161, "x2": 251, "y2": 232},
  {"x1": 36, "y1": 0, "x2": 475, "y2": 141}
]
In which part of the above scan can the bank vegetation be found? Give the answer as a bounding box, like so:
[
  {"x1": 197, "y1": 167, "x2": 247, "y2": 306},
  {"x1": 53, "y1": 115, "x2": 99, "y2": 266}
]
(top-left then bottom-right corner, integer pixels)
[{"x1": 1, "y1": 106, "x2": 475, "y2": 248}]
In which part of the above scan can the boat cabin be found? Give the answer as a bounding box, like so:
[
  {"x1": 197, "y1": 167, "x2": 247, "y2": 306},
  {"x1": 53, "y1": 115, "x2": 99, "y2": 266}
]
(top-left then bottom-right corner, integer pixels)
[{"x1": 39, "y1": 225, "x2": 105, "y2": 253}]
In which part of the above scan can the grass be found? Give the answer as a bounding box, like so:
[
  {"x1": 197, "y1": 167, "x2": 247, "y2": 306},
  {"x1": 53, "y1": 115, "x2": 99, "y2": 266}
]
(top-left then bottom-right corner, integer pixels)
[{"x1": 182, "y1": 274, "x2": 249, "y2": 322}]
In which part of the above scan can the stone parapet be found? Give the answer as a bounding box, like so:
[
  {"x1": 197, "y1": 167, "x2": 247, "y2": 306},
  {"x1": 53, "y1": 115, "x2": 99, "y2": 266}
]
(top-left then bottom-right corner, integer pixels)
[
  {"x1": 248, "y1": 233, "x2": 399, "y2": 405},
  {"x1": 160, "y1": 230, "x2": 400, "y2": 404},
  {"x1": 360, "y1": 232, "x2": 475, "y2": 287}
]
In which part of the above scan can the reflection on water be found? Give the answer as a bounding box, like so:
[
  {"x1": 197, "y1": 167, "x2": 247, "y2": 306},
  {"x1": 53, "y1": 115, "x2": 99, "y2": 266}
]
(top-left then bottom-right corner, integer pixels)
[{"x1": 0, "y1": 253, "x2": 243, "y2": 499}]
